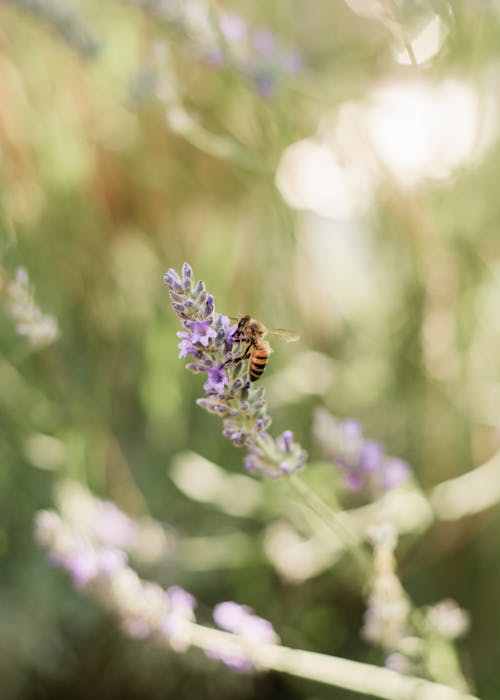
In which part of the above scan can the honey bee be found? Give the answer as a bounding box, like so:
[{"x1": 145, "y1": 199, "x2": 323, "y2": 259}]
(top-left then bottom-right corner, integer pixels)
[{"x1": 230, "y1": 314, "x2": 299, "y2": 382}]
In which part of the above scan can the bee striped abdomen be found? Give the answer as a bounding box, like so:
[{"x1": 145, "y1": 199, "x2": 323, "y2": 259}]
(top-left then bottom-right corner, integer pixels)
[{"x1": 249, "y1": 342, "x2": 270, "y2": 382}]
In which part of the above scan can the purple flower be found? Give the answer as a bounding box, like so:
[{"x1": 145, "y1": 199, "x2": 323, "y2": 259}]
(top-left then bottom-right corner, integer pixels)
[
  {"x1": 167, "y1": 585, "x2": 196, "y2": 614},
  {"x1": 213, "y1": 601, "x2": 278, "y2": 643},
  {"x1": 165, "y1": 264, "x2": 307, "y2": 479},
  {"x1": 220, "y1": 13, "x2": 248, "y2": 41},
  {"x1": 280, "y1": 430, "x2": 294, "y2": 453},
  {"x1": 252, "y1": 30, "x2": 277, "y2": 56},
  {"x1": 251, "y1": 71, "x2": 277, "y2": 98},
  {"x1": 177, "y1": 331, "x2": 198, "y2": 358},
  {"x1": 211, "y1": 601, "x2": 279, "y2": 672},
  {"x1": 204, "y1": 363, "x2": 229, "y2": 395},
  {"x1": 63, "y1": 542, "x2": 99, "y2": 589},
  {"x1": 359, "y1": 442, "x2": 384, "y2": 473},
  {"x1": 381, "y1": 459, "x2": 409, "y2": 490},
  {"x1": 181, "y1": 262, "x2": 192, "y2": 291},
  {"x1": 94, "y1": 501, "x2": 136, "y2": 549},
  {"x1": 243, "y1": 430, "x2": 306, "y2": 478},
  {"x1": 187, "y1": 319, "x2": 217, "y2": 347},
  {"x1": 282, "y1": 50, "x2": 303, "y2": 75},
  {"x1": 341, "y1": 419, "x2": 363, "y2": 442},
  {"x1": 313, "y1": 409, "x2": 410, "y2": 495},
  {"x1": 97, "y1": 547, "x2": 128, "y2": 577},
  {"x1": 219, "y1": 315, "x2": 237, "y2": 350},
  {"x1": 205, "y1": 648, "x2": 254, "y2": 673},
  {"x1": 163, "y1": 268, "x2": 183, "y2": 292}
]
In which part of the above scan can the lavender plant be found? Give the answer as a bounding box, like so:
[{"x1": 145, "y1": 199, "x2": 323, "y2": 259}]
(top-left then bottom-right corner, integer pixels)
[
  {"x1": 6, "y1": 267, "x2": 59, "y2": 347},
  {"x1": 35, "y1": 489, "x2": 197, "y2": 650},
  {"x1": 4, "y1": 0, "x2": 100, "y2": 57},
  {"x1": 313, "y1": 408, "x2": 410, "y2": 495},
  {"x1": 128, "y1": 1, "x2": 301, "y2": 98},
  {"x1": 27, "y1": 264, "x2": 478, "y2": 698},
  {"x1": 34, "y1": 482, "x2": 477, "y2": 699},
  {"x1": 164, "y1": 263, "x2": 307, "y2": 478},
  {"x1": 162, "y1": 264, "x2": 473, "y2": 693}
]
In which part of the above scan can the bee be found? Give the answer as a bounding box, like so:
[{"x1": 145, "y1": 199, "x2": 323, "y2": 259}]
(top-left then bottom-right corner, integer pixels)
[{"x1": 230, "y1": 314, "x2": 299, "y2": 382}]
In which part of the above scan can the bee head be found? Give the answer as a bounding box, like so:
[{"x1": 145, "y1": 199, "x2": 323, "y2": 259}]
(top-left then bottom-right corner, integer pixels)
[{"x1": 237, "y1": 314, "x2": 251, "y2": 330}]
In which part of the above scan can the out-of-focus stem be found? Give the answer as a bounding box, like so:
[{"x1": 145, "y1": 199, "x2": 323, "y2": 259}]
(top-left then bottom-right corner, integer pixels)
[
  {"x1": 287, "y1": 472, "x2": 372, "y2": 577},
  {"x1": 188, "y1": 623, "x2": 479, "y2": 700}
]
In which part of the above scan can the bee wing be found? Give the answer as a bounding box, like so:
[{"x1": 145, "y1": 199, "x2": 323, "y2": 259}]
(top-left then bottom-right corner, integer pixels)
[{"x1": 267, "y1": 328, "x2": 300, "y2": 342}]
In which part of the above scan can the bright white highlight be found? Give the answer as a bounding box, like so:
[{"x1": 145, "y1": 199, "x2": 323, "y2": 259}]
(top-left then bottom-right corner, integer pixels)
[
  {"x1": 394, "y1": 14, "x2": 446, "y2": 66},
  {"x1": 276, "y1": 77, "x2": 498, "y2": 219}
]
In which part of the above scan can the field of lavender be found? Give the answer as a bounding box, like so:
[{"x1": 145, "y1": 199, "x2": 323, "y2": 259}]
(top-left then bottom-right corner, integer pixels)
[{"x1": 2, "y1": 2, "x2": 500, "y2": 699}]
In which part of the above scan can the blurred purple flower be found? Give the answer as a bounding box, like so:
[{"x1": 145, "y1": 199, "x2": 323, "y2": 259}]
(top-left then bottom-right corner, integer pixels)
[
  {"x1": 98, "y1": 547, "x2": 128, "y2": 577},
  {"x1": 251, "y1": 71, "x2": 277, "y2": 99},
  {"x1": 282, "y1": 50, "x2": 303, "y2": 74},
  {"x1": 211, "y1": 601, "x2": 279, "y2": 672},
  {"x1": 7, "y1": 267, "x2": 59, "y2": 347},
  {"x1": 313, "y1": 409, "x2": 410, "y2": 494},
  {"x1": 94, "y1": 501, "x2": 136, "y2": 549},
  {"x1": 220, "y1": 13, "x2": 248, "y2": 41},
  {"x1": 160, "y1": 586, "x2": 197, "y2": 651},
  {"x1": 63, "y1": 541, "x2": 99, "y2": 589},
  {"x1": 381, "y1": 459, "x2": 409, "y2": 489},
  {"x1": 252, "y1": 30, "x2": 277, "y2": 56}
]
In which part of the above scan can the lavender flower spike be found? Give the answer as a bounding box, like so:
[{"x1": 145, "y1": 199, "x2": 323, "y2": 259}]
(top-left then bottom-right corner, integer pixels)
[
  {"x1": 164, "y1": 263, "x2": 306, "y2": 478},
  {"x1": 35, "y1": 494, "x2": 197, "y2": 651},
  {"x1": 210, "y1": 601, "x2": 280, "y2": 672},
  {"x1": 313, "y1": 408, "x2": 410, "y2": 495},
  {"x1": 7, "y1": 267, "x2": 59, "y2": 347}
]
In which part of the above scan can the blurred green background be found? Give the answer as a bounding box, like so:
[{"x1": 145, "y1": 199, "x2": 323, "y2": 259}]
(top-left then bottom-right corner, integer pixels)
[{"x1": 2, "y1": 1, "x2": 500, "y2": 698}]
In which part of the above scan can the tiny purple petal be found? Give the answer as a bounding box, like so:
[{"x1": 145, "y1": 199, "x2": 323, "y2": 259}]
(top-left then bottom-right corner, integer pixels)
[
  {"x1": 193, "y1": 279, "x2": 205, "y2": 296},
  {"x1": 178, "y1": 338, "x2": 197, "y2": 359},
  {"x1": 345, "y1": 471, "x2": 365, "y2": 491},
  {"x1": 213, "y1": 601, "x2": 251, "y2": 632},
  {"x1": 282, "y1": 50, "x2": 303, "y2": 74},
  {"x1": 167, "y1": 585, "x2": 196, "y2": 614},
  {"x1": 64, "y1": 545, "x2": 98, "y2": 589},
  {"x1": 381, "y1": 459, "x2": 409, "y2": 490},
  {"x1": 181, "y1": 262, "x2": 192, "y2": 291},
  {"x1": 341, "y1": 419, "x2": 363, "y2": 442},
  {"x1": 164, "y1": 269, "x2": 183, "y2": 292},
  {"x1": 252, "y1": 30, "x2": 277, "y2": 56},
  {"x1": 204, "y1": 363, "x2": 229, "y2": 395},
  {"x1": 281, "y1": 430, "x2": 293, "y2": 452},
  {"x1": 252, "y1": 72, "x2": 277, "y2": 98},
  {"x1": 95, "y1": 501, "x2": 136, "y2": 548},
  {"x1": 187, "y1": 319, "x2": 217, "y2": 347},
  {"x1": 205, "y1": 648, "x2": 254, "y2": 673},
  {"x1": 205, "y1": 295, "x2": 214, "y2": 317},
  {"x1": 98, "y1": 547, "x2": 127, "y2": 577},
  {"x1": 359, "y1": 441, "x2": 383, "y2": 474},
  {"x1": 172, "y1": 302, "x2": 187, "y2": 317},
  {"x1": 220, "y1": 13, "x2": 247, "y2": 41}
]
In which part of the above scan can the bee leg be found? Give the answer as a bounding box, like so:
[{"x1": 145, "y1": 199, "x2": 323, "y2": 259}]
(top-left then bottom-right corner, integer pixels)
[{"x1": 224, "y1": 343, "x2": 252, "y2": 366}]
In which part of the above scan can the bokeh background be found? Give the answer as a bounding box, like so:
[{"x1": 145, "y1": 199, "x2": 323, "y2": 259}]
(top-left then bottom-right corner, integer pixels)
[{"x1": 2, "y1": 1, "x2": 500, "y2": 698}]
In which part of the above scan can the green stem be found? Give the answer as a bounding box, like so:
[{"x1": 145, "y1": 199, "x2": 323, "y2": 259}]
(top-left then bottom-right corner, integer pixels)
[
  {"x1": 286, "y1": 472, "x2": 372, "y2": 578},
  {"x1": 188, "y1": 623, "x2": 479, "y2": 700}
]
